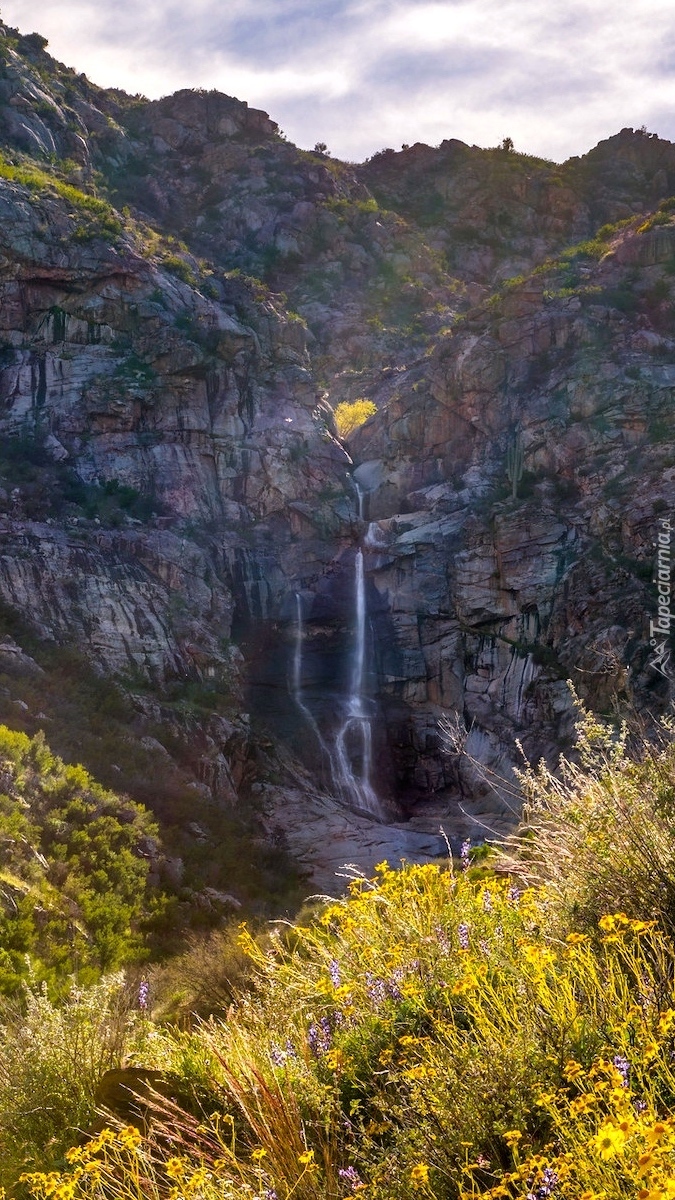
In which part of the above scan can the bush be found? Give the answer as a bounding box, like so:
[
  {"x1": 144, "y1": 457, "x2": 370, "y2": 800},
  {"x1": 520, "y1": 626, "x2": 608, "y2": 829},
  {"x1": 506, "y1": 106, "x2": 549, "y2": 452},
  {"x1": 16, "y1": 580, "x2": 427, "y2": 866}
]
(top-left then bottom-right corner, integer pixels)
[
  {"x1": 161, "y1": 255, "x2": 197, "y2": 286},
  {"x1": 149, "y1": 927, "x2": 256, "y2": 1021},
  {"x1": 11, "y1": 706, "x2": 675, "y2": 1198},
  {"x1": 0, "y1": 973, "x2": 137, "y2": 1186},
  {"x1": 0, "y1": 725, "x2": 161, "y2": 990},
  {"x1": 333, "y1": 399, "x2": 377, "y2": 439},
  {"x1": 499, "y1": 694, "x2": 675, "y2": 939}
]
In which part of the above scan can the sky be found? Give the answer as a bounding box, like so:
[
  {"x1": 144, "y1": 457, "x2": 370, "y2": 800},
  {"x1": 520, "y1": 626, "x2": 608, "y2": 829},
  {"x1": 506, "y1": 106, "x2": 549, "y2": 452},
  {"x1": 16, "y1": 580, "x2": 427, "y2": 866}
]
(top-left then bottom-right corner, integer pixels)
[{"x1": 2, "y1": 0, "x2": 675, "y2": 164}]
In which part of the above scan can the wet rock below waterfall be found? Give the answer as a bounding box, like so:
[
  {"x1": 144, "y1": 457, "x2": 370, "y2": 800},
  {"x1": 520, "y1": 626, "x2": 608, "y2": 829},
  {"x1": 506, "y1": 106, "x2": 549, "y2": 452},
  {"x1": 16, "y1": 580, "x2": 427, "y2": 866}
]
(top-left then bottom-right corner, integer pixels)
[{"x1": 260, "y1": 783, "x2": 449, "y2": 894}]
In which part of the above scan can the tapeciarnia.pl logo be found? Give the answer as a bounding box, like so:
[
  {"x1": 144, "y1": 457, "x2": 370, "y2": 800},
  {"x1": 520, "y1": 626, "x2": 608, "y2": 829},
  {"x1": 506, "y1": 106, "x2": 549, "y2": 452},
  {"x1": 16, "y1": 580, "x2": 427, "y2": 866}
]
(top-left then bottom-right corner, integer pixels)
[{"x1": 649, "y1": 516, "x2": 673, "y2": 680}]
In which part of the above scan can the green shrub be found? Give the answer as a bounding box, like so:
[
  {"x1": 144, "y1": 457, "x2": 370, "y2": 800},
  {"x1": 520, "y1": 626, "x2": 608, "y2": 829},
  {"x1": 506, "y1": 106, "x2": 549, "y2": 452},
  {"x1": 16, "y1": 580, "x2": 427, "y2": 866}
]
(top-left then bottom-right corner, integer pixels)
[
  {"x1": 0, "y1": 725, "x2": 161, "y2": 990},
  {"x1": 149, "y1": 926, "x2": 257, "y2": 1021},
  {"x1": 161, "y1": 255, "x2": 197, "y2": 286},
  {"x1": 559, "y1": 238, "x2": 607, "y2": 261},
  {"x1": 0, "y1": 973, "x2": 137, "y2": 1186}
]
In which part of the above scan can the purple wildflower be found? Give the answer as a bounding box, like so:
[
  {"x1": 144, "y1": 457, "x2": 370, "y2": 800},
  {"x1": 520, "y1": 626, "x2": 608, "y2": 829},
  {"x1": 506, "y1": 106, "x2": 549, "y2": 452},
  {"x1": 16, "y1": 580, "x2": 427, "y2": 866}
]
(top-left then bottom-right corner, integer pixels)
[
  {"x1": 366, "y1": 974, "x2": 387, "y2": 1006},
  {"x1": 271, "y1": 1037, "x2": 299, "y2": 1064},
  {"x1": 613, "y1": 1054, "x2": 630, "y2": 1088},
  {"x1": 434, "y1": 924, "x2": 451, "y2": 954},
  {"x1": 458, "y1": 923, "x2": 470, "y2": 950},
  {"x1": 479, "y1": 939, "x2": 490, "y2": 957},
  {"x1": 460, "y1": 839, "x2": 471, "y2": 871},
  {"x1": 507, "y1": 885, "x2": 521, "y2": 906},
  {"x1": 263, "y1": 1191, "x2": 278, "y2": 1200},
  {"x1": 138, "y1": 978, "x2": 149, "y2": 1011},
  {"x1": 386, "y1": 978, "x2": 403, "y2": 1002},
  {"x1": 308, "y1": 1016, "x2": 332, "y2": 1056},
  {"x1": 339, "y1": 1166, "x2": 364, "y2": 1191},
  {"x1": 482, "y1": 889, "x2": 493, "y2": 912},
  {"x1": 526, "y1": 1167, "x2": 559, "y2": 1200},
  {"x1": 329, "y1": 959, "x2": 341, "y2": 987}
]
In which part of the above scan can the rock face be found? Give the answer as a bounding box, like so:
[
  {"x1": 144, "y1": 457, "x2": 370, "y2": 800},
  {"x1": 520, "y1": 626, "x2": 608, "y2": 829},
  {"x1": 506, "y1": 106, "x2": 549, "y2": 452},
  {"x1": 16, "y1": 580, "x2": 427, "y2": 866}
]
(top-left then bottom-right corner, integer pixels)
[
  {"x1": 0, "y1": 23, "x2": 671, "y2": 886},
  {"x1": 351, "y1": 223, "x2": 675, "y2": 806}
]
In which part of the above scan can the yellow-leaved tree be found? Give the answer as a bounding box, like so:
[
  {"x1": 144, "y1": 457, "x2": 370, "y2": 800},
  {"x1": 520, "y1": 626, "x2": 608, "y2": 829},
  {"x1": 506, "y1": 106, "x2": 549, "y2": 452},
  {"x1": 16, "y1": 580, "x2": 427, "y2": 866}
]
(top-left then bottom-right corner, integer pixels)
[{"x1": 333, "y1": 398, "x2": 377, "y2": 438}]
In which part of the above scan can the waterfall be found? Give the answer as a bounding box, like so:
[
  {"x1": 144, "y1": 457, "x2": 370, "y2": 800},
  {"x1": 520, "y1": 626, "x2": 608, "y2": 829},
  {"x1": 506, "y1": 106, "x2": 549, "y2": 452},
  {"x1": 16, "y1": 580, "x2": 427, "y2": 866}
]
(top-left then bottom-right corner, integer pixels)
[
  {"x1": 291, "y1": 592, "x2": 328, "y2": 755},
  {"x1": 333, "y1": 544, "x2": 381, "y2": 816},
  {"x1": 289, "y1": 481, "x2": 383, "y2": 819}
]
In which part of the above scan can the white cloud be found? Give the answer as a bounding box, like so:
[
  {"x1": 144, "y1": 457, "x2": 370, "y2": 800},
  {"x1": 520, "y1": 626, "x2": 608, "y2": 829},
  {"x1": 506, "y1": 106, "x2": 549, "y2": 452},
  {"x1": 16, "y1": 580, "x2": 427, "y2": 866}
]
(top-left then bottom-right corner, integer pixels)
[{"x1": 2, "y1": 0, "x2": 675, "y2": 161}]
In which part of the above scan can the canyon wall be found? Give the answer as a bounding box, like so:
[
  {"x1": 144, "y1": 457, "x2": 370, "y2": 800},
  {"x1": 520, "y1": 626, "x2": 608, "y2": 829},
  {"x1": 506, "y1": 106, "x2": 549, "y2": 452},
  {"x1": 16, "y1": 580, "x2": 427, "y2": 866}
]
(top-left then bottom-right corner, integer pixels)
[{"x1": 0, "y1": 24, "x2": 671, "y2": 880}]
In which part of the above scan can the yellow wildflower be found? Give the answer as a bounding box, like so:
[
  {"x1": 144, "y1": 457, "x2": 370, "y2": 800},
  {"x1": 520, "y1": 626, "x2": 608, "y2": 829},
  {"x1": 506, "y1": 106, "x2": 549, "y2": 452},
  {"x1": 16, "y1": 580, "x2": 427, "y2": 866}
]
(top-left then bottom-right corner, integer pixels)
[
  {"x1": 563, "y1": 1059, "x2": 584, "y2": 1081},
  {"x1": 118, "y1": 1125, "x2": 141, "y2": 1150},
  {"x1": 503, "y1": 1130, "x2": 523, "y2": 1148},
  {"x1": 566, "y1": 932, "x2": 589, "y2": 945},
  {"x1": 451, "y1": 976, "x2": 477, "y2": 994},
  {"x1": 411, "y1": 1163, "x2": 430, "y2": 1186},
  {"x1": 594, "y1": 1123, "x2": 626, "y2": 1159},
  {"x1": 598, "y1": 913, "x2": 630, "y2": 932},
  {"x1": 638, "y1": 1151, "x2": 657, "y2": 1175},
  {"x1": 658, "y1": 1009, "x2": 675, "y2": 1035},
  {"x1": 522, "y1": 944, "x2": 554, "y2": 968},
  {"x1": 53, "y1": 1186, "x2": 76, "y2": 1200},
  {"x1": 298, "y1": 1150, "x2": 315, "y2": 1165},
  {"x1": 645, "y1": 1122, "x2": 670, "y2": 1146},
  {"x1": 319, "y1": 905, "x2": 339, "y2": 926},
  {"x1": 87, "y1": 1129, "x2": 115, "y2": 1154}
]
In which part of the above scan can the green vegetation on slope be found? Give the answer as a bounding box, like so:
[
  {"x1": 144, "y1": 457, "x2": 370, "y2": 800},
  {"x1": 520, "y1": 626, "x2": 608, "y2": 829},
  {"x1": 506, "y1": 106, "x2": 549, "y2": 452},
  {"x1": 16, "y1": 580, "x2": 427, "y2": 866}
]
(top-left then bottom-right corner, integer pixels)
[
  {"x1": 0, "y1": 152, "x2": 122, "y2": 240},
  {"x1": 0, "y1": 725, "x2": 160, "y2": 994}
]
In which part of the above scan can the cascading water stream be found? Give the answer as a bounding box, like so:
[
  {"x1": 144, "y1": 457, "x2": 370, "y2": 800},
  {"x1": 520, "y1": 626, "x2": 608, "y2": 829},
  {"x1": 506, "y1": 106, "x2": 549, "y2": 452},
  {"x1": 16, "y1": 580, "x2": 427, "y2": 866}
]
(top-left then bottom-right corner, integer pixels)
[
  {"x1": 333, "y1": 543, "x2": 381, "y2": 816},
  {"x1": 291, "y1": 591, "x2": 329, "y2": 756},
  {"x1": 289, "y1": 480, "x2": 383, "y2": 819}
]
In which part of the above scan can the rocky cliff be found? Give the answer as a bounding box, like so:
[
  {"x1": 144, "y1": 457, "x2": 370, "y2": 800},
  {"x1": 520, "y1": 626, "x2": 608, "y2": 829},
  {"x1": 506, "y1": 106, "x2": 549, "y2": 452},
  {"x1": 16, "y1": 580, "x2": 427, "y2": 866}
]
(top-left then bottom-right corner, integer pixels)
[{"x1": 0, "y1": 21, "x2": 671, "y2": 892}]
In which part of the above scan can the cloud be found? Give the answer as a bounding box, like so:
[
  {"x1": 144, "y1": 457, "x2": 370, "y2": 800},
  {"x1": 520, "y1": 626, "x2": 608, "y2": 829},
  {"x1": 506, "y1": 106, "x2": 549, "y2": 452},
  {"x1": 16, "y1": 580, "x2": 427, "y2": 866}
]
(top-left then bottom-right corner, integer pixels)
[{"x1": 3, "y1": 0, "x2": 675, "y2": 162}]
